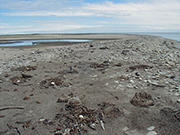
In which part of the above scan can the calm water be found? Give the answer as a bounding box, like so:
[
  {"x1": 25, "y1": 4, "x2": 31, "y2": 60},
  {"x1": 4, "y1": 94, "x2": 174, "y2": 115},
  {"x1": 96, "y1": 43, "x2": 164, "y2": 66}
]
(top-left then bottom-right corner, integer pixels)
[
  {"x1": 0, "y1": 39, "x2": 92, "y2": 47},
  {"x1": 130, "y1": 32, "x2": 180, "y2": 41}
]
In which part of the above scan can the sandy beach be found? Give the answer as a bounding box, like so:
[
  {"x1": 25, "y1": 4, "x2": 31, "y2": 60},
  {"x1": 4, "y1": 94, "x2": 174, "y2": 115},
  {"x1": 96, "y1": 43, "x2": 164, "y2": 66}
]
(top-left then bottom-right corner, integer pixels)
[{"x1": 0, "y1": 34, "x2": 180, "y2": 135}]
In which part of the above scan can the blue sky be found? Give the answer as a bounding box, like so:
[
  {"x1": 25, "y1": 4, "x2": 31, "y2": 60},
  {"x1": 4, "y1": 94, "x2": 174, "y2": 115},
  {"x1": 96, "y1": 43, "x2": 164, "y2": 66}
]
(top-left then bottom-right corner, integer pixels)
[{"x1": 0, "y1": 0, "x2": 180, "y2": 34}]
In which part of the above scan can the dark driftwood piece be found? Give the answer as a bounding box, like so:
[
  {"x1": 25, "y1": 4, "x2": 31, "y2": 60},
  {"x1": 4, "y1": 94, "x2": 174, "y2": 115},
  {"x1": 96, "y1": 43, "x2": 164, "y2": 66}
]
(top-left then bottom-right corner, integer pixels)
[{"x1": 0, "y1": 106, "x2": 24, "y2": 111}]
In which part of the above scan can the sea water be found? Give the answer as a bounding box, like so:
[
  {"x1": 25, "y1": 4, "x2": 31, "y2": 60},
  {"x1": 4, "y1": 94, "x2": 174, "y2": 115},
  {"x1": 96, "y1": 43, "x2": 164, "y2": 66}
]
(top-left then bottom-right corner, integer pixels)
[
  {"x1": 129, "y1": 32, "x2": 180, "y2": 41},
  {"x1": 0, "y1": 39, "x2": 92, "y2": 47}
]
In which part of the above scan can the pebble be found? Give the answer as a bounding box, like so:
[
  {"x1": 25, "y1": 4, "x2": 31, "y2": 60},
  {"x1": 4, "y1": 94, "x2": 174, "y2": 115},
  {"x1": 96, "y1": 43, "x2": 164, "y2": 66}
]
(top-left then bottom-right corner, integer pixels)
[
  {"x1": 177, "y1": 99, "x2": 180, "y2": 103},
  {"x1": 115, "y1": 80, "x2": 119, "y2": 83},
  {"x1": 174, "y1": 92, "x2": 179, "y2": 96},
  {"x1": 147, "y1": 126, "x2": 155, "y2": 131},
  {"x1": 129, "y1": 80, "x2": 134, "y2": 83},
  {"x1": 36, "y1": 100, "x2": 42, "y2": 104},
  {"x1": 122, "y1": 126, "x2": 129, "y2": 132},
  {"x1": 147, "y1": 131, "x2": 158, "y2": 135}
]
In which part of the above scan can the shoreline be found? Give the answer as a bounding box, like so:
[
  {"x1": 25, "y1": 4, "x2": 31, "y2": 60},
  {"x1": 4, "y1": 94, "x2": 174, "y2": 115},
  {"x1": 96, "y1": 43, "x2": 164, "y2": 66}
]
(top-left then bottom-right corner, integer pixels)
[
  {"x1": 0, "y1": 34, "x2": 180, "y2": 135},
  {"x1": 0, "y1": 33, "x2": 142, "y2": 41}
]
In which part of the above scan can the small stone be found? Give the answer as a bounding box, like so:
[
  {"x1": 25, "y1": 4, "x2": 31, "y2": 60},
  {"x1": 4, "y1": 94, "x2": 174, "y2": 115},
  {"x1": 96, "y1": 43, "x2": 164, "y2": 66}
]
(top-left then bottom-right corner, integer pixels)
[
  {"x1": 130, "y1": 80, "x2": 134, "y2": 83},
  {"x1": 4, "y1": 74, "x2": 10, "y2": 77},
  {"x1": 130, "y1": 92, "x2": 154, "y2": 107},
  {"x1": 177, "y1": 99, "x2": 180, "y2": 103},
  {"x1": 66, "y1": 97, "x2": 82, "y2": 108},
  {"x1": 115, "y1": 80, "x2": 119, "y2": 83},
  {"x1": 30, "y1": 94, "x2": 34, "y2": 96},
  {"x1": 36, "y1": 100, "x2": 42, "y2": 104},
  {"x1": 105, "y1": 83, "x2": 109, "y2": 86},
  {"x1": 147, "y1": 126, "x2": 155, "y2": 131},
  {"x1": 174, "y1": 92, "x2": 179, "y2": 96},
  {"x1": 23, "y1": 96, "x2": 30, "y2": 100},
  {"x1": 122, "y1": 127, "x2": 129, "y2": 132},
  {"x1": 147, "y1": 131, "x2": 158, "y2": 135},
  {"x1": 14, "y1": 89, "x2": 18, "y2": 91}
]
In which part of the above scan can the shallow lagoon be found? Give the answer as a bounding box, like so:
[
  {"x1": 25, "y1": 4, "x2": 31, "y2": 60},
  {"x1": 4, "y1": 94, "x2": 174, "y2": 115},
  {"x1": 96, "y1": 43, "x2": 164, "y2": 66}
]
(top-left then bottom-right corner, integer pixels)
[{"x1": 0, "y1": 39, "x2": 92, "y2": 47}]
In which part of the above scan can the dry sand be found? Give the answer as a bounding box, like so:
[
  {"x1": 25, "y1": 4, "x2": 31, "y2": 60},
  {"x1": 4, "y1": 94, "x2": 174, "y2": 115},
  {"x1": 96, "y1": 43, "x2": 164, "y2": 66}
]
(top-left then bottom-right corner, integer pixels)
[{"x1": 0, "y1": 34, "x2": 180, "y2": 135}]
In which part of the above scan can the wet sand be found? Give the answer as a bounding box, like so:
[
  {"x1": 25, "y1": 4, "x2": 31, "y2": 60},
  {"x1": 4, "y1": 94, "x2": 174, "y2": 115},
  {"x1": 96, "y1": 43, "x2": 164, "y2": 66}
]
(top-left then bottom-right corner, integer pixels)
[{"x1": 0, "y1": 34, "x2": 180, "y2": 135}]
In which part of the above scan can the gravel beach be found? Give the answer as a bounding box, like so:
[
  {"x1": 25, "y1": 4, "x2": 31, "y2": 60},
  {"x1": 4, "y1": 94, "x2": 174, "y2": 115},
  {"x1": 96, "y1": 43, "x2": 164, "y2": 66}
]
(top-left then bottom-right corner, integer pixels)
[{"x1": 0, "y1": 34, "x2": 180, "y2": 135}]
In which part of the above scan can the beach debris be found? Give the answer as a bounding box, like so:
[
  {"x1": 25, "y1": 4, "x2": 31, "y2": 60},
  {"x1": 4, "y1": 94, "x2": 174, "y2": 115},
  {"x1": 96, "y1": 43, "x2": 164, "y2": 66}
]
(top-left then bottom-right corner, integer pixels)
[
  {"x1": 66, "y1": 97, "x2": 82, "y2": 108},
  {"x1": 129, "y1": 64, "x2": 153, "y2": 72},
  {"x1": 14, "y1": 88, "x2": 18, "y2": 91},
  {"x1": 0, "y1": 106, "x2": 24, "y2": 111},
  {"x1": 16, "y1": 120, "x2": 31, "y2": 129},
  {"x1": 90, "y1": 62, "x2": 109, "y2": 68},
  {"x1": 57, "y1": 93, "x2": 72, "y2": 103},
  {"x1": 14, "y1": 65, "x2": 37, "y2": 72},
  {"x1": 43, "y1": 119, "x2": 54, "y2": 126},
  {"x1": 36, "y1": 100, "x2": 42, "y2": 104},
  {"x1": 11, "y1": 73, "x2": 33, "y2": 85},
  {"x1": 39, "y1": 76, "x2": 69, "y2": 89},
  {"x1": 130, "y1": 92, "x2": 154, "y2": 107},
  {"x1": 98, "y1": 101, "x2": 123, "y2": 118},
  {"x1": 58, "y1": 67, "x2": 78, "y2": 74},
  {"x1": 160, "y1": 107, "x2": 180, "y2": 122},
  {"x1": 114, "y1": 63, "x2": 122, "y2": 67},
  {"x1": 99, "y1": 46, "x2": 110, "y2": 50},
  {"x1": 21, "y1": 73, "x2": 33, "y2": 79},
  {"x1": 7, "y1": 124, "x2": 21, "y2": 135},
  {"x1": 11, "y1": 76, "x2": 25, "y2": 85},
  {"x1": 0, "y1": 115, "x2": 5, "y2": 118},
  {"x1": 4, "y1": 74, "x2": 10, "y2": 77},
  {"x1": 23, "y1": 96, "x2": 30, "y2": 100},
  {"x1": 121, "y1": 49, "x2": 130, "y2": 55},
  {"x1": 55, "y1": 94, "x2": 123, "y2": 134},
  {"x1": 117, "y1": 74, "x2": 130, "y2": 80}
]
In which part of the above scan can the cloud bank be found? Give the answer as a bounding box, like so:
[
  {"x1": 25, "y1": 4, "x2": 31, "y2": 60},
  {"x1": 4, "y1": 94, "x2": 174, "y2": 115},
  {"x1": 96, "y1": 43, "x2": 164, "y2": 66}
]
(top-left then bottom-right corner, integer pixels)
[{"x1": 0, "y1": 0, "x2": 180, "y2": 34}]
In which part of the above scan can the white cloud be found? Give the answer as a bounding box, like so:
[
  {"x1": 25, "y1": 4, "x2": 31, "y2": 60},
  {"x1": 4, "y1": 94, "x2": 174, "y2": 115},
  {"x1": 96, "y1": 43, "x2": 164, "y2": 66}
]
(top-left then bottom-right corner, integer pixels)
[
  {"x1": 0, "y1": 21, "x2": 102, "y2": 34},
  {"x1": 0, "y1": 0, "x2": 180, "y2": 33}
]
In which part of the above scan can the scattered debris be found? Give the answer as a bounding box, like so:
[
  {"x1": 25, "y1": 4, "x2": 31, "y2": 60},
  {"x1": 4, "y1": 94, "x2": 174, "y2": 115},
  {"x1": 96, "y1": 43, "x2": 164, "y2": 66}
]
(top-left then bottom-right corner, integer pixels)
[
  {"x1": 11, "y1": 76, "x2": 25, "y2": 85},
  {"x1": 23, "y1": 96, "x2": 30, "y2": 100},
  {"x1": 121, "y1": 50, "x2": 130, "y2": 55},
  {"x1": 43, "y1": 119, "x2": 54, "y2": 126},
  {"x1": 14, "y1": 65, "x2": 37, "y2": 72},
  {"x1": 0, "y1": 106, "x2": 24, "y2": 111},
  {"x1": 0, "y1": 115, "x2": 5, "y2": 118},
  {"x1": 57, "y1": 93, "x2": 72, "y2": 103},
  {"x1": 90, "y1": 62, "x2": 109, "y2": 68},
  {"x1": 114, "y1": 63, "x2": 122, "y2": 67},
  {"x1": 129, "y1": 64, "x2": 153, "y2": 72},
  {"x1": 58, "y1": 67, "x2": 78, "y2": 74},
  {"x1": 55, "y1": 93, "x2": 123, "y2": 134},
  {"x1": 7, "y1": 124, "x2": 21, "y2": 135},
  {"x1": 40, "y1": 76, "x2": 69, "y2": 89},
  {"x1": 36, "y1": 100, "x2": 42, "y2": 104},
  {"x1": 130, "y1": 92, "x2": 154, "y2": 107},
  {"x1": 21, "y1": 73, "x2": 33, "y2": 79},
  {"x1": 99, "y1": 46, "x2": 109, "y2": 50},
  {"x1": 11, "y1": 73, "x2": 33, "y2": 85},
  {"x1": 14, "y1": 88, "x2": 18, "y2": 91}
]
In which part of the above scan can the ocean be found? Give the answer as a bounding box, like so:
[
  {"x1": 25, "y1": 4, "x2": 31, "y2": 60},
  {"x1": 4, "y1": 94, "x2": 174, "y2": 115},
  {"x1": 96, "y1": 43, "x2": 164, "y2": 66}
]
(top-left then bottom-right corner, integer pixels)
[{"x1": 129, "y1": 32, "x2": 180, "y2": 41}]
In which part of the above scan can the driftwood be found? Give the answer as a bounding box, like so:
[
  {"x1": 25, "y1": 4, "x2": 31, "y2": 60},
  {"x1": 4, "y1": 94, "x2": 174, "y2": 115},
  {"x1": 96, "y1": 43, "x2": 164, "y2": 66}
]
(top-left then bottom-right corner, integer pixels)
[{"x1": 0, "y1": 106, "x2": 24, "y2": 111}]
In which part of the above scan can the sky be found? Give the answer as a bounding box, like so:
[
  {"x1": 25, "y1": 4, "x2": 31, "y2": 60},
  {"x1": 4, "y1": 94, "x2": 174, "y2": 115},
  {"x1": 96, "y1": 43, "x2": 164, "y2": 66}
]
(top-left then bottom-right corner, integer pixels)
[{"x1": 0, "y1": 0, "x2": 180, "y2": 34}]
